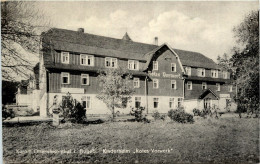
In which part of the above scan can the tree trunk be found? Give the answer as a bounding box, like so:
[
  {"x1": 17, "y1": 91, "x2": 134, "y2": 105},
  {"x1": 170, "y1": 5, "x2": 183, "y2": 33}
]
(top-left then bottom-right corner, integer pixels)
[{"x1": 112, "y1": 97, "x2": 115, "y2": 121}]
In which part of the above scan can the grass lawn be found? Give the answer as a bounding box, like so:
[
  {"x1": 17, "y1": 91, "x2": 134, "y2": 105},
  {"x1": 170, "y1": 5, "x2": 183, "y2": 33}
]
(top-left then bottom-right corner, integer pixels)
[{"x1": 3, "y1": 116, "x2": 259, "y2": 163}]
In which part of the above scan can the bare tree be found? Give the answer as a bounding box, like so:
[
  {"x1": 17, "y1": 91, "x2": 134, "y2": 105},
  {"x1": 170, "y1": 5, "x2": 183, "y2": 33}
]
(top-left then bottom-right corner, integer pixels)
[{"x1": 1, "y1": 1, "x2": 49, "y2": 81}]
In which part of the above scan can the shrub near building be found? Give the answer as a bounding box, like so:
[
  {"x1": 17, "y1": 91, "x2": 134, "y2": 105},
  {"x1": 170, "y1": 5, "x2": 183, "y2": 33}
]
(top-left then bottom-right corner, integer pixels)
[{"x1": 168, "y1": 107, "x2": 194, "y2": 123}]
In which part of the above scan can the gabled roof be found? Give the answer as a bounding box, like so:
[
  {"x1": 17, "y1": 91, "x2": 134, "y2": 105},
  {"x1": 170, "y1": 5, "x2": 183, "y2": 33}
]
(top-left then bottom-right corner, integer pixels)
[
  {"x1": 42, "y1": 28, "x2": 219, "y2": 71},
  {"x1": 122, "y1": 32, "x2": 132, "y2": 41},
  {"x1": 199, "y1": 88, "x2": 219, "y2": 100}
]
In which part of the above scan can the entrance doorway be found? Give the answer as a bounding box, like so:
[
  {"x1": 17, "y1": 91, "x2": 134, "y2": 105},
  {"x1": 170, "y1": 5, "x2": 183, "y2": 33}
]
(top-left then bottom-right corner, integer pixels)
[{"x1": 204, "y1": 98, "x2": 211, "y2": 109}]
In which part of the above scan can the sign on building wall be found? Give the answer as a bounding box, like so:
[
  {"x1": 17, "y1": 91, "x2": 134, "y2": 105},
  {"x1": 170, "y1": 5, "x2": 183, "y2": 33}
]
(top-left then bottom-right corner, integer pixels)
[
  {"x1": 148, "y1": 71, "x2": 181, "y2": 79},
  {"x1": 61, "y1": 88, "x2": 85, "y2": 94}
]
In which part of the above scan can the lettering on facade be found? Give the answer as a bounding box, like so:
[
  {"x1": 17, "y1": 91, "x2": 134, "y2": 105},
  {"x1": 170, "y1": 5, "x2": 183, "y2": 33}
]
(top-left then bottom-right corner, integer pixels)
[{"x1": 148, "y1": 71, "x2": 181, "y2": 79}]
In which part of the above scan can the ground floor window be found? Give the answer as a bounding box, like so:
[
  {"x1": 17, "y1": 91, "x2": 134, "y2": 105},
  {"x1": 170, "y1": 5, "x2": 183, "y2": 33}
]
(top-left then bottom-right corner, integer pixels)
[
  {"x1": 169, "y1": 98, "x2": 174, "y2": 108},
  {"x1": 82, "y1": 96, "x2": 91, "y2": 109},
  {"x1": 135, "y1": 97, "x2": 141, "y2": 108},
  {"x1": 177, "y1": 98, "x2": 183, "y2": 107},
  {"x1": 153, "y1": 98, "x2": 159, "y2": 108}
]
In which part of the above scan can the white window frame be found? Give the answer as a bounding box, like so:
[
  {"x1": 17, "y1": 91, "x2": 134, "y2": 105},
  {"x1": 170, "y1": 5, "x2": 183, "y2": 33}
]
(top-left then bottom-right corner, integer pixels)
[
  {"x1": 177, "y1": 98, "x2": 183, "y2": 108},
  {"x1": 153, "y1": 61, "x2": 158, "y2": 70},
  {"x1": 128, "y1": 60, "x2": 139, "y2": 70},
  {"x1": 153, "y1": 97, "x2": 159, "y2": 109},
  {"x1": 61, "y1": 52, "x2": 69, "y2": 64},
  {"x1": 223, "y1": 71, "x2": 228, "y2": 79},
  {"x1": 153, "y1": 79, "x2": 159, "y2": 88},
  {"x1": 229, "y1": 85, "x2": 233, "y2": 92},
  {"x1": 197, "y1": 68, "x2": 205, "y2": 77},
  {"x1": 82, "y1": 96, "x2": 91, "y2": 109},
  {"x1": 171, "y1": 80, "x2": 177, "y2": 89},
  {"x1": 202, "y1": 82, "x2": 207, "y2": 90},
  {"x1": 171, "y1": 63, "x2": 176, "y2": 72},
  {"x1": 185, "y1": 67, "x2": 191, "y2": 76},
  {"x1": 80, "y1": 54, "x2": 94, "y2": 66},
  {"x1": 216, "y1": 83, "x2": 220, "y2": 91},
  {"x1": 81, "y1": 74, "x2": 89, "y2": 85},
  {"x1": 169, "y1": 98, "x2": 175, "y2": 109},
  {"x1": 105, "y1": 57, "x2": 117, "y2": 68},
  {"x1": 187, "y1": 81, "x2": 192, "y2": 90},
  {"x1": 133, "y1": 78, "x2": 140, "y2": 88},
  {"x1": 61, "y1": 72, "x2": 70, "y2": 84},
  {"x1": 211, "y1": 70, "x2": 218, "y2": 78}
]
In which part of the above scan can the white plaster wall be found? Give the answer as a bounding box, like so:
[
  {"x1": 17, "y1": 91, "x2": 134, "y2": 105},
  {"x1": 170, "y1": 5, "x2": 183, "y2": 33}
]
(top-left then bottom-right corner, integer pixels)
[{"x1": 183, "y1": 100, "x2": 198, "y2": 114}]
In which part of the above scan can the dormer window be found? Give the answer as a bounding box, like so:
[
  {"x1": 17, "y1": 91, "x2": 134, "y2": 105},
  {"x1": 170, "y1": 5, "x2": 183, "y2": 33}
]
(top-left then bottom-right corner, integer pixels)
[
  {"x1": 80, "y1": 54, "x2": 94, "y2": 66},
  {"x1": 211, "y1": 70, "x2": 218, "y2": 78},
  {"x1": 61, "y1": 52, "x2": 69, "y2": 64},
  {"x1": 128, "y1": 60, "x2": 139, "y2": 70},
  {"x1": 105, "y1": 57, "x2": 117, "y2": 68},
  {"x1": 153, "y1": 61, "x2": 158, "y2": 70},
  {"x1": 197, "y1": 68, "x2": 205, "y2": 77},
  {"x1": 171, "y1": 63, "x2": 176, "y2": 72},
  {"x1": 185, "y1": 67, "x2": 191, "y2": 76}
]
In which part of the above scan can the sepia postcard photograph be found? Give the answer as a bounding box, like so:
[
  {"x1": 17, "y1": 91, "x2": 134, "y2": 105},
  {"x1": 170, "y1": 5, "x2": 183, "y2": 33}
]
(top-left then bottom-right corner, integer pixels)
[{"x1": 1, "y1": 0, "x2": 259, "y2": 163}]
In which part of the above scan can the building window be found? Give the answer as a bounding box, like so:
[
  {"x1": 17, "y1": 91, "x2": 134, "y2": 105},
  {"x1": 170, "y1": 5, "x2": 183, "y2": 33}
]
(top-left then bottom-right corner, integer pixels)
[
  {"x1": 61, "y1": 52, "x2": 69, "y2": 64},
  {"x1": 133, "y1": 78, "x2": 140, "y2": 88},
  {"x1": 177, "y1": 98, "x2": 183, "y2": 107},
  {"x1": 153, "y1": 79, "x2": 159, "y2": 88},
  {"x1": 171, "y1": 63, "x2": 176, "y2": 72},
  {"x1": 202, "y1": 82, "x2": 207, "y2": 90},
  {"x1": 185, "y1": 67, "x2": 191, "y2": 76},
  {"x1": 153, "y1": 98, "x2": 159, "y2": 108},
  {"x1": 223, "y1": 71, "x2": 228, "y2": 79},
  {"x1": 216, "y1": 83, "x2": 220, "y2": 91},
  {"x1": 197, "y1": 68, "x2": 205, "y2": 77},
  {"x1": 211, "y1": 70, "x2": 218, "y2": 78},
  {"x1": 135, "y1": 97, "x2": 141, "y2": 108},
  {"x1": 128, "y1": 60, "x2": 139, "y2": 70},
  {"x1": 61, "y1": 72, "x2": 70, "y2": 84},
  {"x1": 80, "y1": 54, "x2": 94, "y2": 66},
  {"x1": 171, "y1": 80, "x2": 177, "y2": 89},
  {"x1": 169, "y1": 98, "x2": 174, "y2": 109},
  {"x1": 153, "y1": 61, "x2": 158, "y2": 70},
  {"x1": 187, "y1": 81, "x2": 192, "y2": 90},
  {"x1": 229, "y1": 85, "x2": 233, "y2": 92},
  {"x1": 105, "y1": 57, "x2": 117, "y2": 68},
  {"x1": 81, "y1": 74, "x2": 89, "y2": 85},
  {"x1": 82, "y1": 96, "x2": 91, "y2": 109}
]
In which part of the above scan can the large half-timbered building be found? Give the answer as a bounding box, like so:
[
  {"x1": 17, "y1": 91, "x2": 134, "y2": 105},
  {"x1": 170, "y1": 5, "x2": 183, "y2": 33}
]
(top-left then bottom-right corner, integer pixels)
[{"x1": 38, "y1": 28, "x2": 235, "y2": 117}]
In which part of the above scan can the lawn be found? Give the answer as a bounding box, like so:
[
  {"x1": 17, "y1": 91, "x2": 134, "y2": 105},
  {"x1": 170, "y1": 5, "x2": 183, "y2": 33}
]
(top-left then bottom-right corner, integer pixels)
[{"x1": 3, "y1": 115, "x2": 259, "y2": 163}]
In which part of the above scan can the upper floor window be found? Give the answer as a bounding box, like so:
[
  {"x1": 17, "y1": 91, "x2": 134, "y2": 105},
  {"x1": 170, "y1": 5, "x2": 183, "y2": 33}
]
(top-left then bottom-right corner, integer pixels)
[
  {"x1": 187, "y1": 81, "x2": 192, "y2": 90},
  {"x1": 223, "y1": 71, "x2": 228, "y2": 79},
  {"x1": 133, "y1": 78, "x2": 140, "y2": 88},
  {"x1": 202, "y1": 82, "x2": 207, "y2": 90},
  {"x1": 197, "y1": 68, "x2": 205, "y2": 77},
  {"x1": 80, "y1": 54, "x2": 94, "y2": 66},
  {"x1": 135, "y1": 97, "x2": 141, "y2": 108},
  {"x1": 171, "y1": 80, "x2": 177, "y2": 89},
  {"x1": 171, "y1": 63, "x2": 176, "y2": 72},
  {"x1": 216, "y1": 83, "x2": 220, "y2": 91},
  {"x1": 61, "y1": 72, "x2": 70, "y2": 84},
  {"x1": 185, "y1": 67, "x2": 191, "y2": 76},
  {"x1": 82, "y1": 96, "x2": 91, "y2": 109},
  {"x1": 105, "y1": 57, "x2": 117, "y2": 68},
  {"x1": 128, "y1": 60, "x2": 139, "y2": 70},
  {"x1": 229, "y1": 85, "x2": 233, "y2": 92},
  {"x1": 153, "y1": 79, "x2": 159, "y2": 88},
  {"x1": 81, "y1": 74, "x2": 89, "y2": 85},
  {"x1": 153, "y1": 61, "x2": 158, "y2": 70},
  {"x1": 211, "y1": 70, "x2": 218, "y2": 78},
  {"x1": 169, "y1": 98, "x2": 174, "y2": 109},
  {"x1": 153, "y1": 98, "x2": 159, "y2": 108},
  {"x1": 61, "y1": 52, "x2": 69, "y2": 64}
]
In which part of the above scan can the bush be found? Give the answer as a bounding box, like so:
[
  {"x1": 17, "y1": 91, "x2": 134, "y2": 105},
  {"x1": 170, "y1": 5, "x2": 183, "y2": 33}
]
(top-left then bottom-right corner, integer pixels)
[
  {"x1": 130, "y1": 106, "x2": 149, "y2": 123},
  {"x1": 168, "y1": 108, "x2": 194, "y2": 123},
  {"x1": 59, "y1": 93, "x2": 86, "y2": 123},
  {"x1": 152, "y1": 111, "x2": 161, "y2": 120},
  {"x1": 193, "y1": 108, "x2": 201, "y2": 116},
  {"x1": 2, "y1": 106, "x2": 15, "y2": 120}
]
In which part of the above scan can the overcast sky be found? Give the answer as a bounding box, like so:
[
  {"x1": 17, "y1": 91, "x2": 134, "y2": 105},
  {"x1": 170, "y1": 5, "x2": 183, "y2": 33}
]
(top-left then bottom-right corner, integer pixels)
[{"x1": 36, "y1": 1, "x2": 258, "y2": 61}]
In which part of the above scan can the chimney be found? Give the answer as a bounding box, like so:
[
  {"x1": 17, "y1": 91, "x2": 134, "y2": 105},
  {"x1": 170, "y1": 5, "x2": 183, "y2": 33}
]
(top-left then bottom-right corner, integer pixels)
[
  {"x1": 154, "y1": 37, "x2": 158, "y2": 46},
  {"x1": 78, "y1": 28, "x2": 84, "y2": 33}
]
